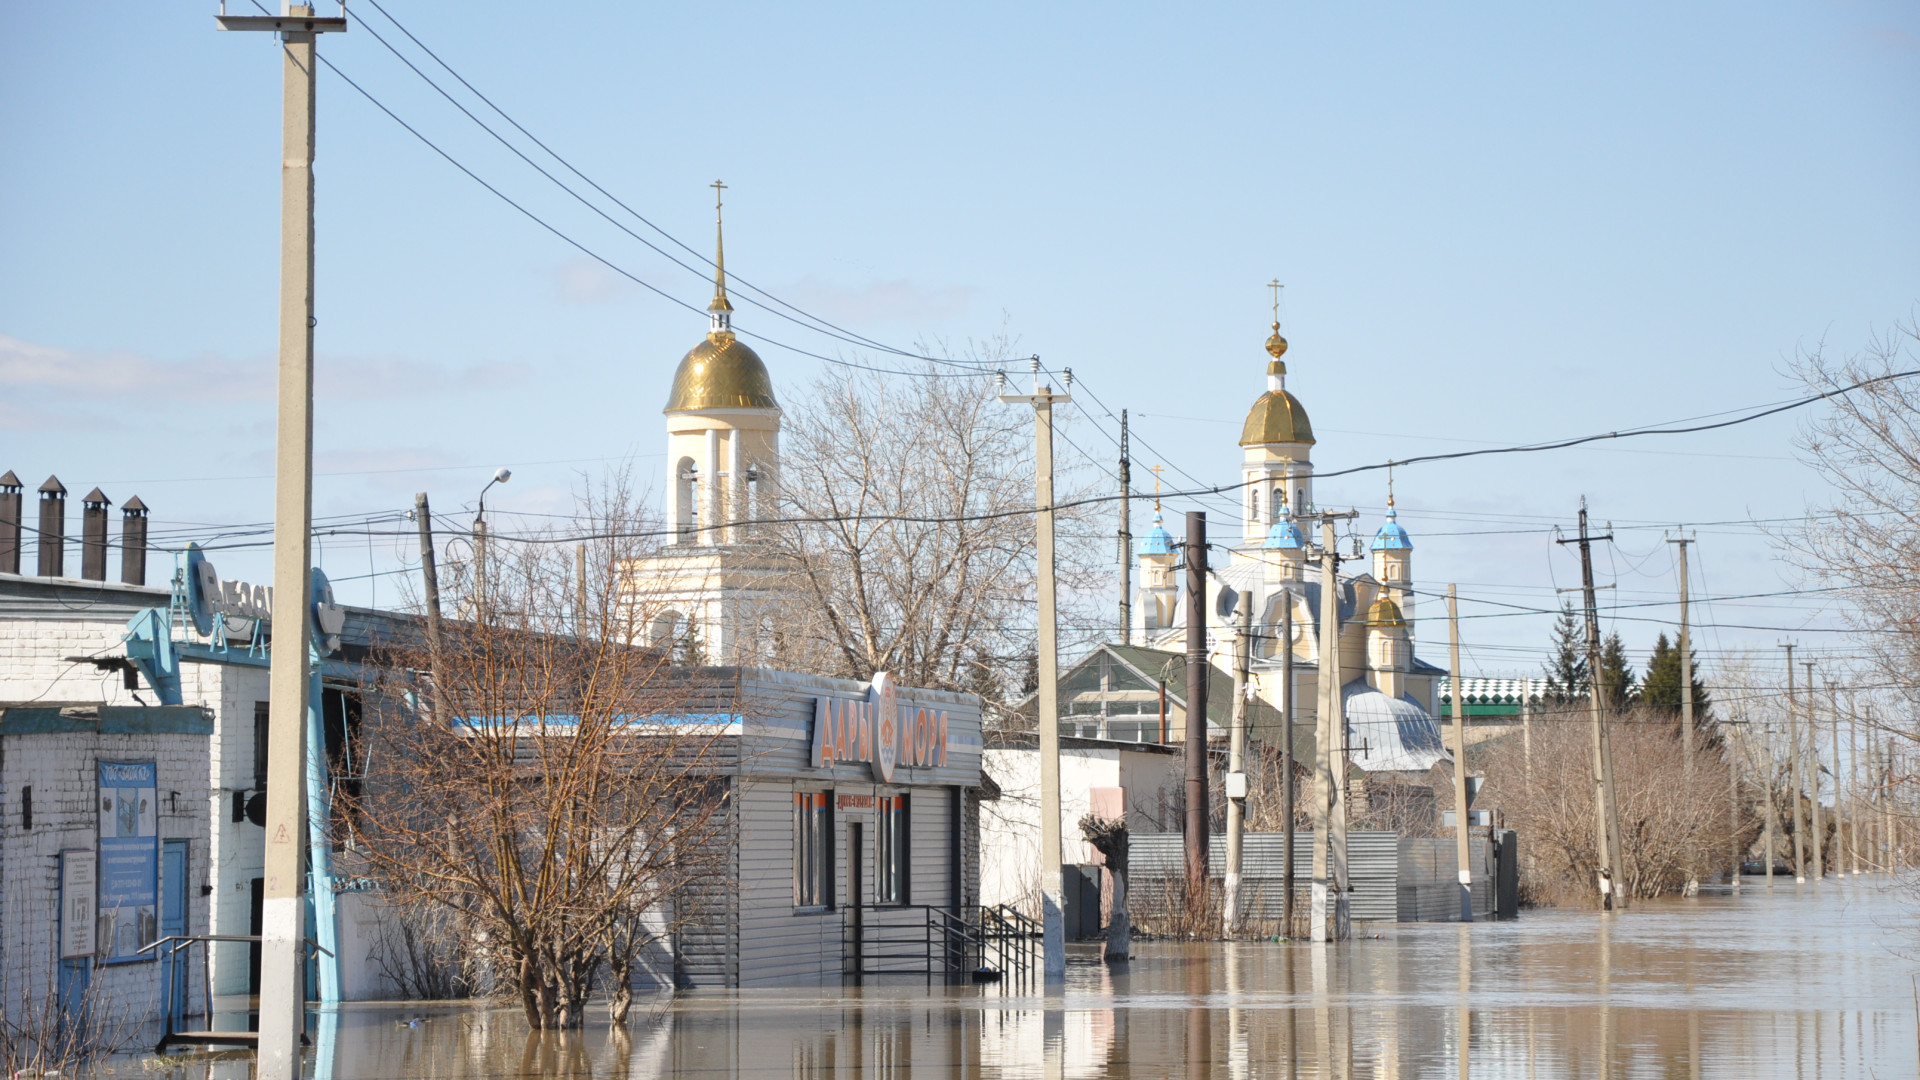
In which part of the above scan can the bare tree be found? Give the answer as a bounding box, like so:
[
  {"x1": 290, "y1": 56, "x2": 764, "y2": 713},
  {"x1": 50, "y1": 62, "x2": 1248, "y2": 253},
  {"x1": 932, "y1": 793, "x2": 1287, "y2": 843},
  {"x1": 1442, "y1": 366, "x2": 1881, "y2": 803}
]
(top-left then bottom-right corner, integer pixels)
[
  {"x1": 1476, "y1": 707, "x2": 1755, "y2": 904},
  {"x1": 766, "y1": 353, "x2": 1103, "y2": 709},
  {"x1": 340, "y1": 480, "x2": 731, "y2": 1028}
]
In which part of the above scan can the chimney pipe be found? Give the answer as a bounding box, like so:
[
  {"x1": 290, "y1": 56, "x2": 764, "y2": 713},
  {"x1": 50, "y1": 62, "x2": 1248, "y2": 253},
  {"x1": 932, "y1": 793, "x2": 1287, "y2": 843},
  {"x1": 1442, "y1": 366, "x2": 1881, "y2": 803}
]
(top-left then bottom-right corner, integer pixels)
[
  {"x1": 36, "y1": 476, "x2": 66, "y2": 577},
  {"x1": 81, "y1": 488, "x2": 110, "y2": 581},
  {"x1": 0, "y1": 471, "x2": 20, "y2": 575},
  {"x1": 122, "y1": 496, "x2": 149, "y2": 586}
]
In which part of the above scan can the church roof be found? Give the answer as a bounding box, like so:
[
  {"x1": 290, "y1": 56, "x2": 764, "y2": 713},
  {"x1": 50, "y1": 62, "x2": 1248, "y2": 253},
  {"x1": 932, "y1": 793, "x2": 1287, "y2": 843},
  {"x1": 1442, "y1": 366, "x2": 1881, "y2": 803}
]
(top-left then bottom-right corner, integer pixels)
[
  {"x1": 664, "y1": 334, "x2": 779, "y2": 413},
  {"x1": 1262, "y1": 517, "x2": 1304, "y2": 549},
  {"x1": 1371, "y1": 509, "x2": 1412, "y2": 551},
  {"x1": 1239, "y1": 382, "x2": 1315, "y2": 447},
  {"x1": 1366, "y1": 594, "x2": 1405, "y2": 628},
  {"x1": 1137, "y1": 511, "x2": 1175, "y2": 555},
  {"x1": 1341, "y1": 680, "x2": 1448, "y2": 772}
]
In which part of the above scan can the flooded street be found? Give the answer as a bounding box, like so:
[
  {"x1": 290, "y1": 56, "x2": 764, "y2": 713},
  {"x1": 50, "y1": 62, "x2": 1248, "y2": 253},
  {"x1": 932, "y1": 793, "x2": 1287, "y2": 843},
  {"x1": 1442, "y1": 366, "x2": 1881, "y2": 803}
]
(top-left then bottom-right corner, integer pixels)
[{"x1": 250, "y1": 881, "x2": 1917, "y2": 1078}]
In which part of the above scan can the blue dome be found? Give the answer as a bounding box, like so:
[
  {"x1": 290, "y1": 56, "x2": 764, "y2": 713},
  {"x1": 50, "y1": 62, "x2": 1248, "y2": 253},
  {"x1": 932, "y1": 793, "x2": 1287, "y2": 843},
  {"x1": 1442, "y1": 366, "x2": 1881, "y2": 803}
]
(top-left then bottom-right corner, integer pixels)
[
  {"x1": 1263, "y1": 518, "x2": 1304, "y2": 549},
  {"x1": 1371, "y1": 509, "x2": 1413, "y2": 551},
  {"x1": 1137, "y1": 511, "x2": 1175, "y2": 555}
]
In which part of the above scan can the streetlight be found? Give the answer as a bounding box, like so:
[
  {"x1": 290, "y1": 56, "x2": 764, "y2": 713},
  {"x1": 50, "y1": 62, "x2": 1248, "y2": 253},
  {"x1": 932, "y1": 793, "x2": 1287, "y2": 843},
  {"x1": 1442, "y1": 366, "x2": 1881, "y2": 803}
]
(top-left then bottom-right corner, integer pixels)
[{"x1": 474, "y1": 467, "x2": 510, "y2": 610}]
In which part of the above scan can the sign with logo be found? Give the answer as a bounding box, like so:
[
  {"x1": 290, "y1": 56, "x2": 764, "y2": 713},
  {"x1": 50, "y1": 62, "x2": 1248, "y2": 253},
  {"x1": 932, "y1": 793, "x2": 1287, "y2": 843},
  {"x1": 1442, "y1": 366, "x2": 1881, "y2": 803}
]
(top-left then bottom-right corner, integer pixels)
[
  {"x1": 810, "y1": 673, "x2": 948, "y2": 782},
  {"x1": 97, "y1": 760, "x2": 157, "y2": 964},
  {"x1": 181, "y1": 544, "x2": 346, "y2": 654}
]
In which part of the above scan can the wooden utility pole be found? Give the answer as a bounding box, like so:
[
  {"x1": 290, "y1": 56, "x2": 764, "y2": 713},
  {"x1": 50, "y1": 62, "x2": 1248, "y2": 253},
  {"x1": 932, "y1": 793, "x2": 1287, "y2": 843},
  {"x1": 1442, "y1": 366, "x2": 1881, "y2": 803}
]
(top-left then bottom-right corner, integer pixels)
[
  {"x1": 1119, "y1": 410, "x2": 1132, "y2": 645},
  {"x1": 1448, "y1": 585, "x2": 1473, "y2": 922},
  {"x1": 218, "y1": 7, "x2": 346, "y2": 1076},
  {"x1": 414, "y1": 493, "x2": 442, "y2": 640},
  {"x1": 1805, "y1": 661, "x2": 1823, "y2": 882},
  {"x1": 1784, "y1": 646, "x2": 1806, "y2": 882},
  {"x1": 1559, "y1": 500, "x2": 1624, "y2": 909},
  {"x1": 1668, "y1": 532, "x2": 1698, "y2": 895},
  {"x1": 1281, "y1": 588, "x2": 1297, "y2": 935},
  {"x1": 997, "y1": 360, "x2": 1068, "y2": 980},
  {"x1": 1224, "y1": 590, "x2": 1252, "y2": 934},
  {"x1": 1184, "y1": 512, "x2": 1211, "y2": 906}
]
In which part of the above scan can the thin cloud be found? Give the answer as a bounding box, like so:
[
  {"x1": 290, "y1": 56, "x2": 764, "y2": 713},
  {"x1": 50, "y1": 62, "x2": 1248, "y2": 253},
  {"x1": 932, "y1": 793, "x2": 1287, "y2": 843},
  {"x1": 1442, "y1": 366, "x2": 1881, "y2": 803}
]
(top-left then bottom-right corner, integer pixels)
[{"x1": 782, "y1": 276, "x2": 975, "y2": 325}]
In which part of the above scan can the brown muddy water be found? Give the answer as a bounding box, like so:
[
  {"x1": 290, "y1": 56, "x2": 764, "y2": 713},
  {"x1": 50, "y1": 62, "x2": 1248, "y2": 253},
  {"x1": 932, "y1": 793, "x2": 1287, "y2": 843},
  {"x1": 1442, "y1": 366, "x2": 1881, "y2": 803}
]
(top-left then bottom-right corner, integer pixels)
[{"x1": 147, "y1": 879, "x2": 1918, "y2": 1078}]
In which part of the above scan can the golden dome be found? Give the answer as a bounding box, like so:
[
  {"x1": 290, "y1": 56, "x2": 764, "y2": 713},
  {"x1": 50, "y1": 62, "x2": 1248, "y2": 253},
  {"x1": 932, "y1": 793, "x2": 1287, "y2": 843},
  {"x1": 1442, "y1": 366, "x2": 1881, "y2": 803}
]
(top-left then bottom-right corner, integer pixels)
[
  {"x1": 1266, "y1": 323, "x2": 1288, "y2": 360},
  {"x1": 1367, "y1": 594, "x2": 1406, "y2": 628},
  {"x1": 1239, "y1": 373, "x2": 1315, "y2": 447},
  {"x1": 664, "y1": 332, "x2": 779, "y2": 413}
]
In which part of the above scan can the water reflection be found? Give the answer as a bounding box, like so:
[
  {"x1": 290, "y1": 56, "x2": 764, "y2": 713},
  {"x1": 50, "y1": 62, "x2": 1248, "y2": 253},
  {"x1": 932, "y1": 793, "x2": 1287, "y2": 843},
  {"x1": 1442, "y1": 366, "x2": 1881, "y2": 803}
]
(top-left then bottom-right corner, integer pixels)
[{"x1": 146, "y1": 882, "x2": 1917, "y2": 1079}]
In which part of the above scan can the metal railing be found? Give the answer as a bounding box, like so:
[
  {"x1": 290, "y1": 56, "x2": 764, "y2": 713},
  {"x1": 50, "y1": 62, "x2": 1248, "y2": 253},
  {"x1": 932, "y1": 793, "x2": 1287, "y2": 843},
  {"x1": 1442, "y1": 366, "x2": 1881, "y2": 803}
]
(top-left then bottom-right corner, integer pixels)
[
  {"x1": 138, "y1": 933, "x2": 331, "y2": 1053},
  {"x1": 840, "y1": 904, "x2": 1039, "y2": 987}
]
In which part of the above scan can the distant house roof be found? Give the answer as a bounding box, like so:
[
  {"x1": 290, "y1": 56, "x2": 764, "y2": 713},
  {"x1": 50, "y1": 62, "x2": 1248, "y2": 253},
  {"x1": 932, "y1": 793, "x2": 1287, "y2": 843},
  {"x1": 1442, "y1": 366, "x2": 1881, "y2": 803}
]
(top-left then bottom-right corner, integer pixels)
[{"x1": 1341, "y1": 681, "x2": 1447, "y2": 773}]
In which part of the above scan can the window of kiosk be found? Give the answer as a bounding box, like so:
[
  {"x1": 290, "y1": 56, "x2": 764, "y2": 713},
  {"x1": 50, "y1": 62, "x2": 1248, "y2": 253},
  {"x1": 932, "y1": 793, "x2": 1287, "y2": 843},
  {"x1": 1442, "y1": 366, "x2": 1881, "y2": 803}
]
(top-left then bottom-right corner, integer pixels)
[
  {"x1": 877, "y1": 794, "x2": 909, "y2": 904},
  {"x1": 794, "y1": 791, "x2": 833, "y2": 909}
]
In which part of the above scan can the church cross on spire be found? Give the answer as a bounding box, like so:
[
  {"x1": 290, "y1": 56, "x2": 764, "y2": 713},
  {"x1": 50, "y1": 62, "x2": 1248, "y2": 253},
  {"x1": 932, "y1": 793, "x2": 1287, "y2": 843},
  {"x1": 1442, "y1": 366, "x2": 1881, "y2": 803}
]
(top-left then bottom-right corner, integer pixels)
[
  {"x1": 708, "y1": 180, "x2": 734, "y2": 337},
  {"x1": 1150, "y1": 464, "x2": 1164, "y2": 512}
]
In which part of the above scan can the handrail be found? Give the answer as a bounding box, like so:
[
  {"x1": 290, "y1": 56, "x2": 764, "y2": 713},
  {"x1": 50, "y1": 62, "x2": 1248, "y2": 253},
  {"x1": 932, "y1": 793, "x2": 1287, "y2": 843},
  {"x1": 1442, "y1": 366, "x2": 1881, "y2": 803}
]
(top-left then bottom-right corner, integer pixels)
[{"x1": 137, "y1": 933, "x2": 332, "y2": 957}]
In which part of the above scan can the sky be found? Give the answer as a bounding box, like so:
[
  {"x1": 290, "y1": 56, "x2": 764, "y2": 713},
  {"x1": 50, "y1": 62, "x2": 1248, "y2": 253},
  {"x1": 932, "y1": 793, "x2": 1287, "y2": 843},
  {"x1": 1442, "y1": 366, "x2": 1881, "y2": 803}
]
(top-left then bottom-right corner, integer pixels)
[{"x1": 3, "y1": 2, "x2": 1916, "y2": 684}]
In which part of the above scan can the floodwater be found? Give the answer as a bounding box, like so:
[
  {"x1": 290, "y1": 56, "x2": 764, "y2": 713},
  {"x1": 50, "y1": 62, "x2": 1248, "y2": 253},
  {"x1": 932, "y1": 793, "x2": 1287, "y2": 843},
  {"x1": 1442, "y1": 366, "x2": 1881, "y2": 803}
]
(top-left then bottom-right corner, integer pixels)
[{"x1": 178, "y1": 880, "x2": 1919, "y2": 1078}]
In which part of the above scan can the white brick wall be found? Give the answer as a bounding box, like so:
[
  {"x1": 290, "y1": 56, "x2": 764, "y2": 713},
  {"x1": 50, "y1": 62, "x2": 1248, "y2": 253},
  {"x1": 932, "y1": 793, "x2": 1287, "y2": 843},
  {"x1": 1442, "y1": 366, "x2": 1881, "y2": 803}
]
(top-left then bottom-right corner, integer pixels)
[{"x1": 0, "y1": 728, "x2": 212, "y2": 1039}]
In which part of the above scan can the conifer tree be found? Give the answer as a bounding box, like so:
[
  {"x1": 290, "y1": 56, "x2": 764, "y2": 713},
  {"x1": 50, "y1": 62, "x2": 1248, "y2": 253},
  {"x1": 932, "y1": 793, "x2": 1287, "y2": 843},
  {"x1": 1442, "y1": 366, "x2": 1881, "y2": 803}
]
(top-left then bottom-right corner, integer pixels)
[
  {"x1": 1640, "y1": 631, "x2": 1711, "y2": 721},
  {"x1": 1542, "y1": 602, "x2": 1589, "y2": 703},
  {"x1": 1598, "y1": 630, "x2": 1636, "y2": 711}
]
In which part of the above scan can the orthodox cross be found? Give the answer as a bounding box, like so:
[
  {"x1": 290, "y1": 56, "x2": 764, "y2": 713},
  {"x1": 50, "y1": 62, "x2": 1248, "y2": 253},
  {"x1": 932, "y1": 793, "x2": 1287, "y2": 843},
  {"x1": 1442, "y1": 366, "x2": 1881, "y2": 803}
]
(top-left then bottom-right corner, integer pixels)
[{"x1": 1150, "y1": 464, "x2": 1164, "y2": 511}]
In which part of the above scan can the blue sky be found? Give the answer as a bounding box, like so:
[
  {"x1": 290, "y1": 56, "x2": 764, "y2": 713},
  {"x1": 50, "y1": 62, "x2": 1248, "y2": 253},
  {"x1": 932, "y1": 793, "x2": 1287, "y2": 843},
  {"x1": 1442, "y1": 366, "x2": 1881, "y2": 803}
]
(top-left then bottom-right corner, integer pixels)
[{"x1": 3, "y1": 2, "x2": 1915, "y2": 678}]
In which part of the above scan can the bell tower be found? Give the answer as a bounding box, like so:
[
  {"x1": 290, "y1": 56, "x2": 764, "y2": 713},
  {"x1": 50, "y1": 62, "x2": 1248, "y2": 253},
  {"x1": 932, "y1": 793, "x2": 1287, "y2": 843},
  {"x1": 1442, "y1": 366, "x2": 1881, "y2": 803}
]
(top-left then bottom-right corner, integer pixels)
[{"x1": 1238, "y1": 282, "x2": 1315, "y2": 553}]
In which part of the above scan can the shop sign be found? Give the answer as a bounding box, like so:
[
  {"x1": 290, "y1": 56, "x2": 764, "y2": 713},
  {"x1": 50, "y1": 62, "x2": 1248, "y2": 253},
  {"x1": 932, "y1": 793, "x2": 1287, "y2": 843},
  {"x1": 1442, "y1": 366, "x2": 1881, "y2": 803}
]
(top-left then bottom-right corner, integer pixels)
[
  {"x1": 59, "y1": 849, "x2": 97, "y2": 960},
  {"x1": 810, "y1": 671, "x2": 948, "y2": 783},
  {"x1": 836, "y1": 794, "x2": 877, "y2": 812},
  {"x1": 97, "y1": 760, "x2": 157, "y2": 964}
]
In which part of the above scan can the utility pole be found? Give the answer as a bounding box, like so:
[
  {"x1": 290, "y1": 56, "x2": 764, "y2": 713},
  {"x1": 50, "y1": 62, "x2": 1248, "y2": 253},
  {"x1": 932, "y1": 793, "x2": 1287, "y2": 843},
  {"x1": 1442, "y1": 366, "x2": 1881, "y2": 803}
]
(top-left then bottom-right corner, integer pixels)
[
  {"x1": 1848, "y1": 693, "x2": 1862, "y2": 877},
  {"x1": 1805, "y1": 661, "x2": 1823, "y2": 882},
  {"x1": 219, "y1": 6, "x2": 345, "y2": 1076},
  {"x1": 1184, "y1": 512, "x2": 1210, "y2": 907},
  {"x1": 1224, "y1": 590, "x2": 1252, "y2": 934},
  {"x1": 1308, "y1": 511, "x2": 1358, "y2": 941},
  {"x1": 1558, "y1": 500, "x2": 1624, "y2": 910},
  {"x1": 1783, "y1": 646, "x2": 1806, "y2": 882},
  {"x1": 1668, "y1": 531, "x2": 1697, "y2": 895},
  {"x1": 997, "y1": 359, "x2": 1069, "y2": 981},
  {"x1": 1762, "y1": 712, "x2": 1777, "y2": 888},
  {"x1": 1827, "y1": 682, "x2": 1845, "y2": 883},
  {"x1": 1119, "y1": 410, "x2": 1132, "y2": 646},
  {"x1": 1448, "y1": 585, "x2": 1473, "y2": 922},
  {"x1": 1280, "y1": 588, "x2": 1297, "y2": 936}
]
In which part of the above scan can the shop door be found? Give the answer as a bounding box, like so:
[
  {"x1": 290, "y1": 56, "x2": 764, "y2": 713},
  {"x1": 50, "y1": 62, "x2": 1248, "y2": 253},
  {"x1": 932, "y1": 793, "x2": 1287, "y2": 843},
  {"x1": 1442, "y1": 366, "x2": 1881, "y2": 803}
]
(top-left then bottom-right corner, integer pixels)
[
  {"x1": 847, "y1": 822, "x2": 863, "y2": 979},
  {"x1": 161, "y1": 840, "x2": 189, "y2": 1029}
]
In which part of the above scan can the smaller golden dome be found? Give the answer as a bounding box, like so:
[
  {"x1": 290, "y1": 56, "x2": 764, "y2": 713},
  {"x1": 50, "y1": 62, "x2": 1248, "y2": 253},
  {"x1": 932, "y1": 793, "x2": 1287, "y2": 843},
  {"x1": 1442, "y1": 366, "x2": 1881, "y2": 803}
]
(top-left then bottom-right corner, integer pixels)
[
  {"x1": 1367, "y1": 594, "x2": 1406, "y2": 628},
  {"x1": 664, "y1": 333, "x2": 779, "y2": 413},
  {"x1": 1266, "y1": 324, "x2": 1288, "y2": 360}
]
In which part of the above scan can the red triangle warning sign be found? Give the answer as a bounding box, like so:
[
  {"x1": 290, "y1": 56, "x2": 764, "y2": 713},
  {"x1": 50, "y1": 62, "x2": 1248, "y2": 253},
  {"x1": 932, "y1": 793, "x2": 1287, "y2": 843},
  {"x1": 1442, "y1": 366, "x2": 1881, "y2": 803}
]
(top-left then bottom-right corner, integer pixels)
[{"x1": 272, "y1": 823, "x2": 292, "y2": 844}]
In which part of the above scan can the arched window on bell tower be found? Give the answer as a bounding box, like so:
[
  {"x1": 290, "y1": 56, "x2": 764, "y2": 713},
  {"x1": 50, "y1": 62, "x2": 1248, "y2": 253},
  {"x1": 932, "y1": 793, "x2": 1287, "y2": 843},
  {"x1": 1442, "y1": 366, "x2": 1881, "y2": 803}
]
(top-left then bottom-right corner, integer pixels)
[{"x1": 675, "y1": 457, "x2": 699, "y2": 543}]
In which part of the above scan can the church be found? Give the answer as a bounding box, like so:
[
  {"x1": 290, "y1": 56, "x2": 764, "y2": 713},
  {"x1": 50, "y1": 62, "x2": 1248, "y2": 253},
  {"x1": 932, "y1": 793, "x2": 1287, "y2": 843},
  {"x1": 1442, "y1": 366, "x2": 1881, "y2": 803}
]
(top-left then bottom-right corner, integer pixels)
[
  {"x1": 1120, "y1": 315, "x2": 1452, "y2": 778},
  {"x1": 620, "y1": 191, "x2": 793, "y2": 667}
]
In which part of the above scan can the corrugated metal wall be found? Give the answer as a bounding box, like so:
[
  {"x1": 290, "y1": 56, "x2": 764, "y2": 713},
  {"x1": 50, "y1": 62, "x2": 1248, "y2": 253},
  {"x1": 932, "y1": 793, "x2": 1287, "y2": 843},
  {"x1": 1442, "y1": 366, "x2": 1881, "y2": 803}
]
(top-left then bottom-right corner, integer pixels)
[{"x1": 1129, "y1": 831, "x2": 1496, "y2": 923}]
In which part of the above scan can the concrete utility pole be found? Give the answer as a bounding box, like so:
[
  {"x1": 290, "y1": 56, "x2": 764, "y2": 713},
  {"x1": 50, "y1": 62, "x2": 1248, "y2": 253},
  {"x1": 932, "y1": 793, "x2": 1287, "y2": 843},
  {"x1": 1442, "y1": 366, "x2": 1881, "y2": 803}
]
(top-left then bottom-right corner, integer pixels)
[
  {"x1": 998, "y1": 359, "x2": 1069, "y2": 981},
  {"x1": 1784, "y1": 646, "x2": 1806, "y2": 882},
  {"x1": 218, "y1": 7, "x2": 345, "y2": 1076},
  {"x1": 1119, "y1": 410, "x2": 1132, "y2": 646},
  {"x1": 1448, "y1": 585, "x2": 1473, "y2": 922},
  {"x1": 1280, "y1": 588, "x2": 1297, "y2": 935},
  {"x1": 1848, "y1": 693, "x2": 1862, "y2": 877},
  {"x1": 1224, "y1": 590, "x2": 1253, "y2": 934},
  {"x1": 1309, "y1": 512, "x2": 1358, "y2": 942},
  {"x1": 1762, "y1": 713, "x2": 1778, "y2": 887},
  {"x1": 1184, "y1": 512, "x2": 1211, "y2": 906},
  {"x1": 1559, "y1": 500, "x2": 1625, "y2": 909},
  {"x1": 1805, "y1": 661, "x2": 1823, "y2": 882},
  {"x1": 414, "y1": 493, "x2": 442, "y2": 638}
]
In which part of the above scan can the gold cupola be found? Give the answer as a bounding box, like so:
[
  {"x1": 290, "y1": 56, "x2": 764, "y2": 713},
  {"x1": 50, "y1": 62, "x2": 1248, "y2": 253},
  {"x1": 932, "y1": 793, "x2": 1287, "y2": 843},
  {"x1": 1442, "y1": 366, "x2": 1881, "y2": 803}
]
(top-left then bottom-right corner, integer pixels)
[
  {"x1": 1238, "y1": 316, "x2": 1314, "y2": 447},
  {"x1": 664, "y1": 180, "x2": 779, "y2": 413}
]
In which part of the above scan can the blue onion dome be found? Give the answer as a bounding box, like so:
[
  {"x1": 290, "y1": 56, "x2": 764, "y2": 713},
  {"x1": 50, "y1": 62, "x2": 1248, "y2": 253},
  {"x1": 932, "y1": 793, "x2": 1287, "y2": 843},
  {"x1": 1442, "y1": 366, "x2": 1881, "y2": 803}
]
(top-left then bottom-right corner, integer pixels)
[
  {"x1": 1137, "y1": 510, "x2": 1175, "y2": 555},
  {"x1": 1371, "y1": 507, "x2": 1413, "y2": 551},
  {"x1": 1263, "y1": 517, "x2": 1304, "y2": 549}
]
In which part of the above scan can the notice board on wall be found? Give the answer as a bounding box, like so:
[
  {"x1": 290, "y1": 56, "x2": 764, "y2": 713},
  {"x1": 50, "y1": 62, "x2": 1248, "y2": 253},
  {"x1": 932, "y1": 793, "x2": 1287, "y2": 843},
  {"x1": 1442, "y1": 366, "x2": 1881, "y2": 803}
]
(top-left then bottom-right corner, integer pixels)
[{"x1": 97, "y1": 760, "x2": 157, "y2": 964}]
